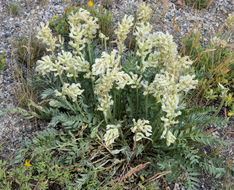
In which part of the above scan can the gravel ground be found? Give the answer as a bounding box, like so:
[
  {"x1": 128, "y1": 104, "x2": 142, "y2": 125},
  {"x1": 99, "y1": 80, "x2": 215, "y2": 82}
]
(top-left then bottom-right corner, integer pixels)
[{"x1": 0, "y1": 0, "x2": 233, "y2": 189}]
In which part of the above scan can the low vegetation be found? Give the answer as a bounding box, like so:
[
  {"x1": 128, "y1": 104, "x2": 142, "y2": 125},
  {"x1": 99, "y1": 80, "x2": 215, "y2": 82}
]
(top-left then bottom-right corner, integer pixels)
[{"x1": 7, "y1": 2, "x2": 20, "y2": 16}]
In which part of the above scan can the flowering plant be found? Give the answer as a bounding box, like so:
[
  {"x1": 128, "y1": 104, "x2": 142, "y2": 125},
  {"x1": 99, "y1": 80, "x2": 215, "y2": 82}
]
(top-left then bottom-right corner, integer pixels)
[
  {"x1": 36, "y1": 2, "x2": 199, "y2": 148},
  {"x1": 9, "y1": 3, "x2": 228, "y2": 189}
]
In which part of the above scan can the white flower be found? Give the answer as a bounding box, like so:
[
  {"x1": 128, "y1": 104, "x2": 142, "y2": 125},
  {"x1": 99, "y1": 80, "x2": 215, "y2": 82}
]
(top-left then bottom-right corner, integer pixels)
[
  {"x1": 97, "y1": 94, "x2": 114, "y2": 117},
  {"x1": 141, "y1": 81, "x2": 151, "y2": 96},
  {"x1": 115, "y1": 15, "x2": 134, "y2": 52},
  {"x1": 218, "y1": 83, "x2": 229, "y2": 96},
  {"x1": 115, "y1": 71, "x2": 133, "y2": 89},
  {"x1": 136, "y1": 2, "x2": 153, "y2": 23},
  {"x1": 161, "y1": 127, "x2": 176, "y2": 146},
  {"x1": 92, "y1": 50, "x2": 120, "y2": 76},
  {"x1": 178, "y1": 75, "x2": 198, "y2": 93},
  {"x1": 36, "y1": 55, "x2": 54, "y2": 75},
  {"x1": 74, "y1": 56, "x2": 90, "y2": 73},
  {"x1": 161, "y1": 93, "x2": 181, "y2": 118},
  {"x1": 37, "y1": 22, "x2": 57, "y2": 52},
  {"x1": 131, "y1": 119, "x2": 152, "y2": 142},
  {"x1": 128, "y1": 72, "x2": 142, "y2": 89},
  {"x1": 99, "y1": 32, "x2": 109, "y2": 40},
  {"x1": 151, "y1": 32, "x2": 177, "y2": 64},
  {"x1": 55, "y1": 83, "x2": 84, "y2": 102},
  {"x1": 104, "y1": 124, "x2": 120, "y2": 146},
  {"x1": 134, "y1": 22, "x2": 152, "y2": 42},
  {"x1": 68, "y1": 8, "x2": 99, "y2": 41},
  {"x1": 69, "y1": 23, "x2": 86, "y2": 55}
]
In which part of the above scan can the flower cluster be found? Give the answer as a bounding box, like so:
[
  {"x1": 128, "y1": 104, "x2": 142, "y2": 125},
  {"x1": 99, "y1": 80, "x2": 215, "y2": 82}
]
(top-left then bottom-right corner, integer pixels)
[
  {"x1": 133, "y1": 3, "x2": 198, "y2": 146},
  {"x1": 36, "y1": 55, "x2": 54, "y2": 76},
  {"x1": 55, "y1": 83, "x2": 84, "y2": 102},
  {"x1": 69, "y1": 24, "x2": 86, "y2": 55},
  {"x1": 134, "y1": 23, "x2": 157, "y2": 72},
  {"x1": 93, "y1": 50, "x2": 133, "y2": 118},
  {"x1": 68, "y1": 8, "x2": 99, "y2": 41},
  {"x1": 104, "y1": 124, "x2": 120, "y2": 146},
  {"x1": 131, "y1": 119, "x2": 152, "y2": 142},
  {"x1": 36, "y1": 51, "x2": 89, "y2": 78},
  {"x1": 137, "y1": 2, "x2": 153, "y2": 23},
  {"x1": 115, "y1": 15, "x2": 134, "y2": 53},
  {"x1": 92, "y1": 49, "x2": 142, "y2": 118},
  {"x1": 37, "y1": 22, "x2": 57, "y2": 52}
]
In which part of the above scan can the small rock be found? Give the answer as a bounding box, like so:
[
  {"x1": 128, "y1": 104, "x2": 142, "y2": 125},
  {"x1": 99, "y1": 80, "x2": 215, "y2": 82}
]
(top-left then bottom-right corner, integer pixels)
[
  {"x1": 220, "y1": 7, "x2": 228, "y2": 14},
  {"x1": 4, "y1": 33, "x2": 11, "y2": 38}
]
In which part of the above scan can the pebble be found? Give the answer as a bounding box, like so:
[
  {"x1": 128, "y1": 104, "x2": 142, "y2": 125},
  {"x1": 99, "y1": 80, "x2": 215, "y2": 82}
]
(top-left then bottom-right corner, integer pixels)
[{"x1": 4, "y1": 33, "x2": 11, "y2": 38}]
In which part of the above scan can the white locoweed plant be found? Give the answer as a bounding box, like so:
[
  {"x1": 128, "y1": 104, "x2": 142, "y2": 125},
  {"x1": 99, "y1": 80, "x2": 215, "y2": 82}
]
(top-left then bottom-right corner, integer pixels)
[
  {"x1": 8, "y1": 3, "x2": 229, "y2": 189},
  {"x1": 36, "y1": 3, "x2": 198, "y2": 148}
]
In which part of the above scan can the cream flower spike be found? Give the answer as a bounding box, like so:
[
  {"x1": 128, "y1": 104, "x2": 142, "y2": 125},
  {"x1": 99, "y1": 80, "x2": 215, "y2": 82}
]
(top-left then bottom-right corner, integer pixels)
[
  {"x1": 37, "y1": 22, "x2": 57, "y2": 52},
  {"x1": 104, "y1": 124, "x2": 120, "y2": 146},
  {"x1": 55, "y1": 83, "x2": 84, "y2": 102},
  {"x1": 115, "y1": 15, "x2": 134, "y2": 52},
  {"x1": 131, "y1": 119, "x2": 152, "y2": 142},
  {"x1": 137, "y1": 2, "x2": 153, "y2": 23}
]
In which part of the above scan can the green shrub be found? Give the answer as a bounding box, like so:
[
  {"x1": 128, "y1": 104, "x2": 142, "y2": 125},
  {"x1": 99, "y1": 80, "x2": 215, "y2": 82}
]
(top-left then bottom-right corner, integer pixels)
[{"x1": 2, "y1": 3, "x2": 232, "y2": 189}]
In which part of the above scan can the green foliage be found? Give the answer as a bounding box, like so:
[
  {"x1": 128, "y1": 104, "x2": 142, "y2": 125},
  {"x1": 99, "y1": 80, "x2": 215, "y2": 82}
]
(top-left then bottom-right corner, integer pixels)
[
  {"x1": 8, "y1": 2, "x2": 20, "y2": 16},
  {"x1": 49, "y1": 12, "x2": 70, "y2": 39},
  {"x1": 182, "y1": 29, "x2": 233, "y2": 106},
  {"x1": 88, "y1": 5, "x2": 114, "y2": 40},
  {"x1": 185, "y1": 0, "x2": 210, "y2": 9}
]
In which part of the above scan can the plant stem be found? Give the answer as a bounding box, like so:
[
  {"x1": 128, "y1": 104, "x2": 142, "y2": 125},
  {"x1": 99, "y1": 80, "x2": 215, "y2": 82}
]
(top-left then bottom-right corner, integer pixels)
[
  {"x1": 88, "y1": 43, "x2": 92, "y2": 65},
  {"x1": 104, "y1": 39, "x2": 107, "y2": 52},
  {"x1": 113, "y1": 89, "x2": 117, "y2": 119},
  {"x1": 145, "y1": 94, "x2": 148, "y2": 119},
  {"x1": 75, "y1": 101, "x2": 84, "y2": 116},
  {"x1": 59, "y1": 74, "x2": 64, "y2": 84},
  {"x1": 136, "y1": 88, "x2": 139, "y2": 117}
]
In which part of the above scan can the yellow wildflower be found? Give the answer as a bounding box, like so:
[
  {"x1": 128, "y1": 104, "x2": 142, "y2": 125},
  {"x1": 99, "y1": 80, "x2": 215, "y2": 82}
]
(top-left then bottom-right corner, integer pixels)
[
  {"x1": 226, "y1": 93, "x2": 232, "y2": 103},
  {"x1": 88, "y1": 1, "x2": 94, "y2": 7},
  {"x1": 228, "y1": 112, "x2": 232, "y2": 117},
  {"x1": 0, "y1": 59, "x2": 4, "y2": 63},
  {"x1": 53, "y1": 14, "x2": 58, "y2": 19},
  {"x1": 24, "y1": 160, "x2": 32, "y2": 167}
]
